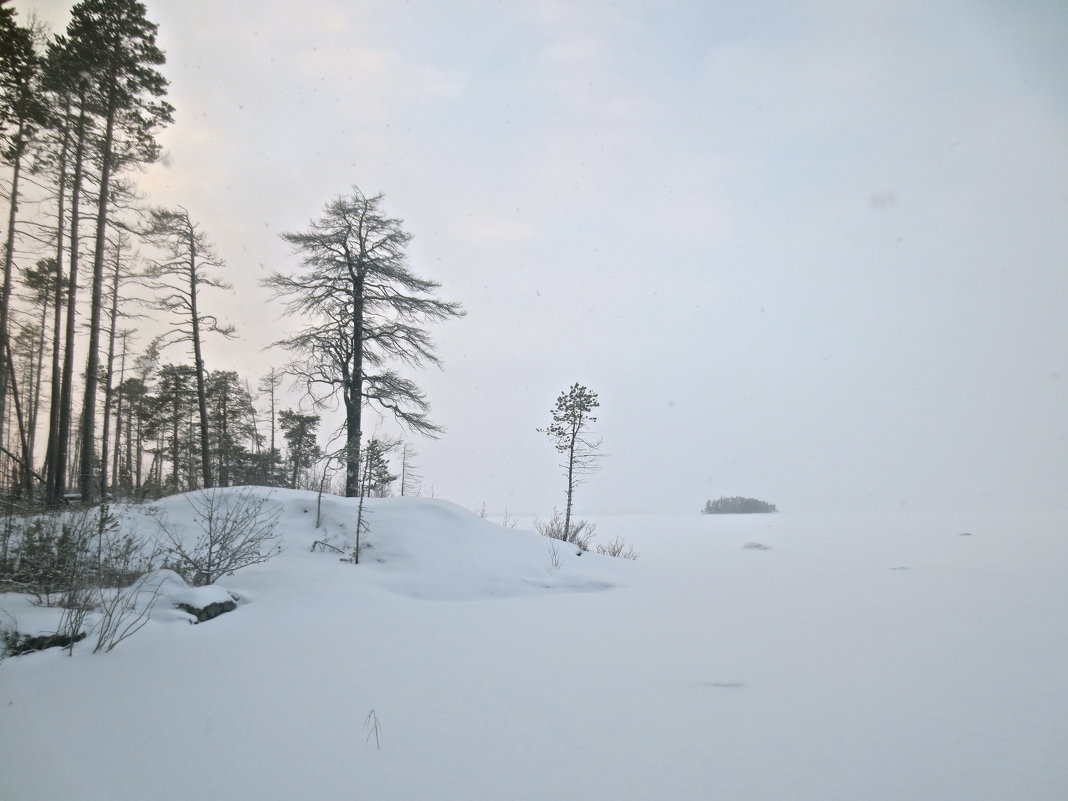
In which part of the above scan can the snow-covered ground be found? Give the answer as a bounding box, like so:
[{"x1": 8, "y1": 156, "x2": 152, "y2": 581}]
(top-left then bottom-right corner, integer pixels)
[{"x1": 1, "y1": 490, "x2": 1066, "y2": 800}]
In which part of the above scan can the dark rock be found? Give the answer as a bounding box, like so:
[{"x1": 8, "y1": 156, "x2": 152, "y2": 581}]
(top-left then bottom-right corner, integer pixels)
[
  {"x1": 3, "y1": 630, "x2": 87, "y2": 656},
  {"x1": 175, "y1": 598, "x2": 237, "y2": 623}
]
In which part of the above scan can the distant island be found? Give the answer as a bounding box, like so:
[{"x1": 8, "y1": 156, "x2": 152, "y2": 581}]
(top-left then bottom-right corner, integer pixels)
[{"x1": 701, "y1": 497, "x2": 778, "y2": 514}]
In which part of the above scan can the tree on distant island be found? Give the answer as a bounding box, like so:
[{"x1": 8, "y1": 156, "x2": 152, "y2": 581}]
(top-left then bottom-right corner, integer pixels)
[{"x1": 702, "y1": 497, "x2": 777, "y2": 514}]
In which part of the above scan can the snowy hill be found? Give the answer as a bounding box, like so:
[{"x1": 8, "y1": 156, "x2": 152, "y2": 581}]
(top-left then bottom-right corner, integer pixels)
[{"x1": 1, "y1": 491, "x2": 1066, "y2": 800}]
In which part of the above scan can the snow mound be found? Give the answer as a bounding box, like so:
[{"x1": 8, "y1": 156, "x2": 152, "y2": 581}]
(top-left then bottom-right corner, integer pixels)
[
  {"x1": 131, "y1": 488, "x2": 629, "y2": 602},
  {"x1": 281, "y1": 492, "x2": 628, "y2": 600}
]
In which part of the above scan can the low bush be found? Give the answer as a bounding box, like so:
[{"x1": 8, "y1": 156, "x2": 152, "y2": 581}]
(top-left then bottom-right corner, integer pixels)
[
  {"x1": 535, "y1": 509, "x2": 596, "y2": 552},
  {"x1": 596, "y1": 536, "x2": 639, "y2": 560}
]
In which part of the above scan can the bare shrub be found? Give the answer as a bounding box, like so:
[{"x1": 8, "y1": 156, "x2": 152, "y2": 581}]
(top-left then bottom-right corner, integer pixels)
[
  {"x1": 58, "y1": 588, "x2": 95, "y2": 654},
  {"x1": 535, "y1": 508, "x2": 596, "y2": 552},
  {"x1": 596, "y1": 536, "x2": 639, "y2": 560},
  {"x1": 92, "y1": 572, "x2": 167, "y2": 653},
  {"x1": 151, "y1": 488, "x2": 282, "y2": 586}
]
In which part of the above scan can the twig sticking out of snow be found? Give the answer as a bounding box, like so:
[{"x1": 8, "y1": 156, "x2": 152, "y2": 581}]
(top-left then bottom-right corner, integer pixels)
[{"x1": 364, "y1": 709, "x2": 383, "y2": 749}]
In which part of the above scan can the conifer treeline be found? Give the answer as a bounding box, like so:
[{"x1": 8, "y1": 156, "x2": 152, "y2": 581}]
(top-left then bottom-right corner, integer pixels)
[{"x1": 0, "y1": 1, "x2": 363, "y2": 504}]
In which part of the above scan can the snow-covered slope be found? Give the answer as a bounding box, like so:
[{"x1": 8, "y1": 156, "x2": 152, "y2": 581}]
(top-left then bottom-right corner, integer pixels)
[{"x1": 1, "y1": 492, "x2": 1065, "y2": 801}]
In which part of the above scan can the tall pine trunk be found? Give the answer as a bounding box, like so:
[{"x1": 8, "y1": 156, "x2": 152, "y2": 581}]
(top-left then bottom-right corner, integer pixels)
[
  {"x1": 187, "y1": 234, "x2": 213, "y2": 489},
  {"x1": 2, "y1": 343, "x2": 33, "y2": 497},
  {"x1": 27, "y1": 280, "x2": 49, "y2": 473},
  {"x1": 53, "y1": 104, "x2": 89, "y2": 505},
  {"x1": 0, "y1": 121, "x2": 26, "y2": 461},
  {"x1": 112, "y1": 332, "x2": 128, "y2": 493},
  {"x1": 44, "y1": 121, "x2": 71, "y2": 504},
  {"x1": 564, "y1": 431, "x2": 577, "y2": 540},
  {"x1": 80, "y1": 86, "x2": 118, "y2": 502},
  {"x1": 99, "y1": 240, "x2": 121, "y2": 498}
]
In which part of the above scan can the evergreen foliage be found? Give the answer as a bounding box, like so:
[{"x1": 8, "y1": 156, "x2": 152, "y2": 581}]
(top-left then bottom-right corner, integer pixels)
[
  {"x1": 702, "y1": 497, "x2": 778, "y2": 514},
  {"x1": 278, "y1": 410, "x2": 320, "y2": 490},
  {"x1": 361, "y1": 437, "x2": 398, "y2": 498}
]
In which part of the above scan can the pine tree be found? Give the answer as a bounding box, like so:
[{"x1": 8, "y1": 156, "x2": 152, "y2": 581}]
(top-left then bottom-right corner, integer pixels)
[
  {"x1": 62, "y1": 0, "x2": 173, "y2": 501},
  {"x1": 152, "y1": 363, "x2": 196, "y2": 493},
  {"x1": 41, "y1": 33, "x2": 92, "y2": 505},
  {"x1": 206, "y1": 370, "x2": 257, "y2": 487},
  {"x1": 278, "y1": 409, "x2": 320, "y2": 489},
  {"x1": 540, "y1": 383, "x2": 603, "y2": 541},
  {"x1": 0, "y1": 6, "x2": 48, "y2": 490},
  {"x1": 19, "y1": 260, "x2": 63, "y2": 485},
  {"x1": 266, "y1": 187, "x2": 463, "y2": 497},
  {"x1": 98, "y1": 231, "x2": 136, "y2": 499},
  {"x1": 257, "y1": 367, "x2": 284, "y2": 485},
  {"x1": 139, "y1": 207, "x2": 234, "y2": 490},
  {"x1": 361, "y1": 437, "x2": 397, "y2": 498}
]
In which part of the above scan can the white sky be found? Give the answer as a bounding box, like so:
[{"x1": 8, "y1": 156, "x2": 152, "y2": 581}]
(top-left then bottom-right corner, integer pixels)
[{"x1": 13, "y1": 0, "x2": 1068, "y2": 515}]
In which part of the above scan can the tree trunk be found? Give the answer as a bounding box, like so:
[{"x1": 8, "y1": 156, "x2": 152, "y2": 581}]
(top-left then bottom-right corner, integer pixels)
[
  {"x1": 54, "y1": 105, "x2": 89, "y2": 505},
  {"x1": 0, "y1": 128, "x2": 25, "y2": 455},
  {"x1": 27, "y1": 281, "x2": 49, "y2": 474},
  {"x1": 3, "y1": 342, "x2": 34, "y2": 498},
  {"x1": 187, "y1": 229, "x2": 214, "y2": 489},
  {"x1": 80, "y1": 88, "x2": 119, "y2": 502},
  {"x1": 169, "y1": 394, "x2": 179, "y2": 491},
  {"x1": 564, "y1": 431, "x2": 577, "y2": 541},
  {"x1": 344, "y1": 277, "x2": 365, "y2": 497},
  {"x1": 112, "y1": 334, "x2": 127, "y2": 493},
  {"x1": 266, "y1": 369, "x2": 277, "y2": 484},
  {"x1": 99, "y1": 242, "x2": 121, "y2": 498},
  {"x1": 133, "y1": 396, "x2": 144, "y2": 493},
  {"x1": 216, "y1": 383, "x2": 230, "y2": 488},
  {"x1": 45, "y1": 120, "x2": 71, "y2": 505},
  {"x1": 344, "y1": 399, "x2": 362, "y2": 497}
]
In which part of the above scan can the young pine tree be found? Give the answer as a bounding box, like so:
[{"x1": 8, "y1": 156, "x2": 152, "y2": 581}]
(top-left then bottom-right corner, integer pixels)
[
  {"x1": 278, "y1": 409, "x2": 320, "y2": 490},
  {"x1": 540, "y1": 383, "x2": 603, "y2": 542}
]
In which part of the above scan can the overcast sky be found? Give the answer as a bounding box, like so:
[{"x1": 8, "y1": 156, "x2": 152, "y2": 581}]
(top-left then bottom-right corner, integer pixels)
[{"x1": 14, "y1": 0, "x2": 1068, "y2": 516}]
